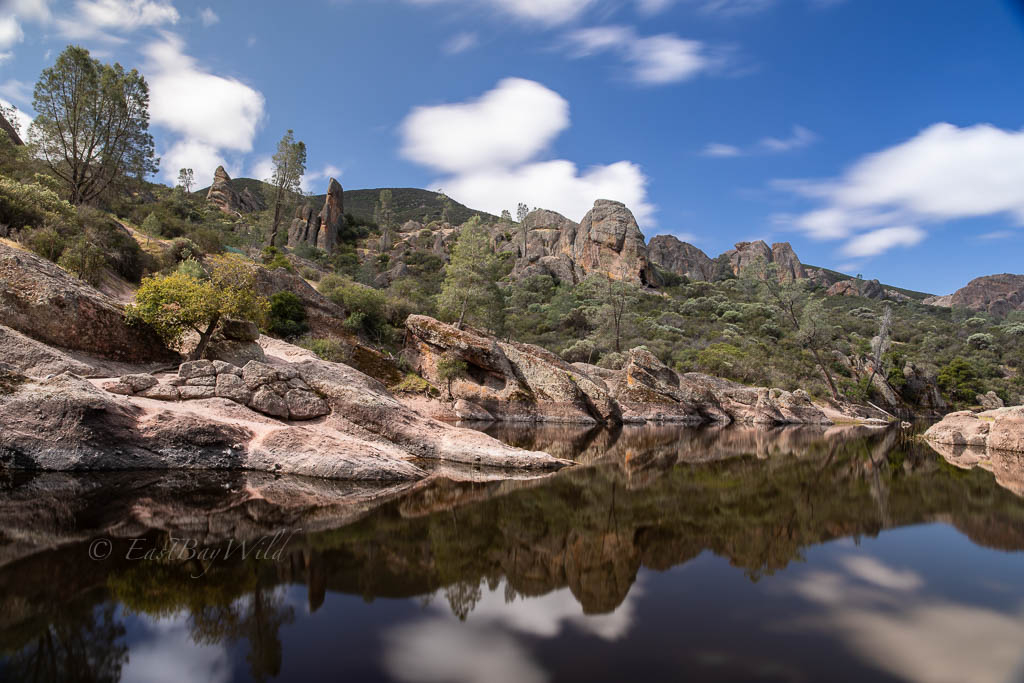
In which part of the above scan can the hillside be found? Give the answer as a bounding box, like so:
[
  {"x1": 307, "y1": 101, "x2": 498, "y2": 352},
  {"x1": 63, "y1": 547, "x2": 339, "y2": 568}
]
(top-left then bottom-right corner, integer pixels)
[{"x1": 196, "y1": 178, "x2": 496, "y2": 227}]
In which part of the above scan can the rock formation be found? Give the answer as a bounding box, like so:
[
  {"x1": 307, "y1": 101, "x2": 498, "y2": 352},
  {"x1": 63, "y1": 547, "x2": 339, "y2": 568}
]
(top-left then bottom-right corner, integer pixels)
[
  {"x1": 923, "y1": 273, "x2": 1024, "y2": 316},
  {"x1": 827, "y1": 278, "x2": 912, "y2": 302},
  {"x1": 403, "y1": 316, "x2": 835, "y2": 426},
  {"x1": 647, "y1": 235, "x2": 715, "y2": 282},
  {"x1": 0, "y1": 336, "x2": 570, "y2": 479},
  {"x1": 206, "y1": 166, "x2": 265, "y2": 214},
  {"x1": 288, "y1": 178, "x2": 345, "y2": 252},
  {"x1": 0, "y1": 243, "x2": 175, "y2": 363},
  {"x1": 926, "y1": 406, "x2": 1024, "y2": 454},
  {"x1": 721, "y1": 241, "x2": 807, "y2": 282},
  {"x1": 571, "y1": 200, "x2": 655, "y2": 286}
]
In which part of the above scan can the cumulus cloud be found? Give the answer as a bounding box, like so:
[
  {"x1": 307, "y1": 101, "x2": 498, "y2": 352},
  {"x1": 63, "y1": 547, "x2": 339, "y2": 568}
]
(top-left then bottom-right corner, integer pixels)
[
  {"x1": 142, "y1": 32, "x2": 265, "y2": 182},
  {"x1": 121, "y1": 614, "x2": 232, "y2": 683},
  {"x1": 0, "y1": 98, "x2": 33, "y2": 135},
  {"x1": 0, "y1": 79, "x2": 32, "y2": 107},
  {"x1": 0, "y1": 16, "x2": 25, "y2": 51},
  {"x1": 199, "y1": 7, "x2": 219, "y2": 27},
  {"x1": 401, "y1": 77, "x2": 569, "y2": 175},
  {"x1": 565, "y1": 25, "x2": 711, "y2": 85},
  {"x1": 400, "y1": 78, "x2": 654, "y2": 224},
  {"x1": 405, "y1": 0, "x2": 595, "y2": 26},
  {"x1": 443, "y1": 31, "x2": 479, "y2": 55},
  {"x1": 56, "y1": 0, "x2": 179, "y2": 41},
  {"x1": 779, "y1": 122, "x2": 1024, "y2": 257}
]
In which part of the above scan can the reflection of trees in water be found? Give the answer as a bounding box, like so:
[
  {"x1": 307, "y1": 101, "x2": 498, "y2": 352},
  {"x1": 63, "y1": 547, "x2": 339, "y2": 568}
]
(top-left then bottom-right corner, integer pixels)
[
  {"x1": 109, "y1": 555, "x2": 294, "y2": 682},
  {"x1": 3, "y1": 424, "x2": 1024, "y2": 662},
  {"x1": 0, "y1": 603, "x2": 127, "y2": 683}
]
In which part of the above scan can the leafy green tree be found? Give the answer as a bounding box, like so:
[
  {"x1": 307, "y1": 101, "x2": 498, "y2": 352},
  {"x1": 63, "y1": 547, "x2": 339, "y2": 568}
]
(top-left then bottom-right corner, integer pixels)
[
  {"x1": 438, "y1": 223, "x2": 505, "y2": 330},
  {"x1": 30, "y1": 45, "x2": 157, "y2": 204},
  {"x1": 766, "y1": 274, "x2": 841, "y2": 400},
  {"x1": 267, "y1": 129, "x2": 306, "y2": 246},
  {"x1": 126, "y1": 255, "x2": 269, "y2": 360},
  {"x1": 938, "y1": 357, "x2": 981, "y2": 403}
]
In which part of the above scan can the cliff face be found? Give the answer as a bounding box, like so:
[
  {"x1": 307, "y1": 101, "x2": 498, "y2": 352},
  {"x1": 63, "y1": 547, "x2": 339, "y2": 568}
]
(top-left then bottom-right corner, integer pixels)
[{"x1": 923, "y1": 273, "x2": 1024, "y2": 316}]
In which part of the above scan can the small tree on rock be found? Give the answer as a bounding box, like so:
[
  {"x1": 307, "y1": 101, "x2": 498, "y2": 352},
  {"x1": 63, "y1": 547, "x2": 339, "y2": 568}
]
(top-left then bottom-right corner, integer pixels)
[
  {"x1": 267, "y1": 130, "x2": 306, "y2": 246},
  {"x1": 126, "y1": 255, "x2": 269, "y2": 360}
]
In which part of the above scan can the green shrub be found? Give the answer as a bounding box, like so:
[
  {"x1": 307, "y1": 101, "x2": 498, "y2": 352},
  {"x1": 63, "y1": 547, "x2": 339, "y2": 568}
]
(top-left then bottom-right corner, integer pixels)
[
  {"x1": 267, "y1": 291, "x2": 309, "y2": 338},
  {"x1": 0, "y1": 175, "x2": 75, "y2": 231},
  {"x1": 58, "y1": 237, "x2": 106, "y2": 285},
  {"x1": 23, "y1": 226, "x2": 66, "y2": 262},
  {"x1": 302, "y1": 337, "x2": 349, "y2": 363}
]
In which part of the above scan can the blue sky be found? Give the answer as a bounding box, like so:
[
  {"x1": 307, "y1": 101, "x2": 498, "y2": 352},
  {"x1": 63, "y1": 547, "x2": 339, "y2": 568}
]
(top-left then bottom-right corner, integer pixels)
[{"x1": 1, "y1": 0, "x2": 1023, "y2": 294}]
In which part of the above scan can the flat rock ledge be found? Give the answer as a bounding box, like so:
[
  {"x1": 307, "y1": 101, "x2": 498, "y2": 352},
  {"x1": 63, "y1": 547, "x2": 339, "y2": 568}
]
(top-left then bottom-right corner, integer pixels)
[{"x1": 0, "y1": 338, "x2": 570, "y2": 482}]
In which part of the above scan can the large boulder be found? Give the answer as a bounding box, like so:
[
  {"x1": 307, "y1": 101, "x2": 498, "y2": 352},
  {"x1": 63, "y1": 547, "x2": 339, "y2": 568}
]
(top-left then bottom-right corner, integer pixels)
[
  {"x1": 647, "y1": 235, "x2": 714, "y2": 282},
  {"x1": 0, "y1": 243, "x2": 175, "y2": 363},
  {"x1": 403, "y1": 315, "x2": 617, "y2": 423},
  {"x1": 571, "y1": 200, "x2": 655, "y2": 286}
]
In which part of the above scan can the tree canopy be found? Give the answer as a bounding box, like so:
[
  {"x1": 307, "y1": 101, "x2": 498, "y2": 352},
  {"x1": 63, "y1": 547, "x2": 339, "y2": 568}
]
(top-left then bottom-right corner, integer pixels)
[{"x1": 30, "y1": 46, "x2": 157, "y2": 205}]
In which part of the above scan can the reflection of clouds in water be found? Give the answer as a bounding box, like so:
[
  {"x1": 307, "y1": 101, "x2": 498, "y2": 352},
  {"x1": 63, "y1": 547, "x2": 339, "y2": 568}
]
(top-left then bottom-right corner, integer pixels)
[
  {"x1": 786, "y1": 554, "x2": 1024, "y2": 683},
  {"x1": 121, "y1": 613, "x2": 231, "y2": 683},
  {"x1": 383, "y1": 577, "x2": 643, "y2": 683},
  {"x1": 384, "y1": 619, "x2": 548, "y2": 683},
  {"x1": 468, "y1": 577, "x2": 642, "y2": 641}
]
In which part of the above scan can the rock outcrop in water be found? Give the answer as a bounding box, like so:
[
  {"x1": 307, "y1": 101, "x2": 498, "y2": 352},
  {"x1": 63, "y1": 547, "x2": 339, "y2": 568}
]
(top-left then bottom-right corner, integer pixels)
[
  {"x1": 925, "y1": 406, "x2": 1024, "y2": 453},
  {"x1": 403, "y1": 315, "x2": 835, "y2": 426}
]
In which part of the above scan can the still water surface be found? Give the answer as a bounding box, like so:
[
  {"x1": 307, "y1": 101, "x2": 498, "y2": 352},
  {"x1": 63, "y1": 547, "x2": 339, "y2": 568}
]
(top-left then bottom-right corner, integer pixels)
[{"x1": 2, "y1": 423, "x2": 1023, "y2": 682}]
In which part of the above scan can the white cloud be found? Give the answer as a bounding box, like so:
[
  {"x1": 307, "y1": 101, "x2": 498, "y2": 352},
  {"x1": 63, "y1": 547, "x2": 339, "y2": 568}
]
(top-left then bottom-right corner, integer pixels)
[
  {"x1": 978, "y1": 230, "x2": 1014, "y2": 241},
  {"x1": 400, "y1": 78, "x2": 654, "y2": 224},
  {"x1": 565, "y1": 25, "x2": 711, "y2": 85},
  {"x1": 701, "y1": 142, "x2": 742, "y2": 157},
  {"x1": 636, "y1": 0, "x2": 674, "y2": 13},
  {"x1": 406, "y1": 0, "x2": 595, "y2": 26},
  {"x1": 401, "y1": 77, "x2": 569, "y2": 174},
  {"x1": 840, "y1": 556, "x2": 924, "y2": 592},
  {"x1": 301, "y1": 164, "x2": 344, "y2": 192},
  {"x1": 0, "y1": 79, "x2": 33, "y2": 107},
  {"x1": 443, "y1": 31, "x2": 479, "y2": 55},
  {"x1": 163, "y1": 141, "x2": 233, "y2": 184},
  {"x1": 142, "y1": 32, "x2": 265, "y2": 182},
  {"x1": 0, "y1": 98, "x2": 33, "y2": 134},
  {"x1": 0, "y1": 16, "x2": 25, "y2": 50},
  {"x1": 841, "y1": 226, "x2": 925, "y2": 258},
  {"x1": 248, "y1": 156, "x2": 273, "y2": 182},
  {"x1": 6, "y1": 0, "x2": 53, "y2": 22},
  {"x1": 760, "y1": 124, "x2": 817, "y2": 151},
  {"x1": 199, "y1": 7, "x2": 219, "y2": 27},
  {"x1": 56, "y1": 0, "x2": 178, "y2": 40},
  {"x1": 442, "y1": 158, "x2": 654, "y2": 224},
  {"x1": 700, "y1": 0, "x2": 775, "y2": 15},
  {"x1": 779, "y1": 122, "x2": 1024, "y2": 257}
]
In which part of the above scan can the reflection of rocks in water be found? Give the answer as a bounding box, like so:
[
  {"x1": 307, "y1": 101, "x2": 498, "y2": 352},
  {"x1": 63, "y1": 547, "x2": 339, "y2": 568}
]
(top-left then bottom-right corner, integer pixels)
[
  {"x1": 2, "y1": 423, "x2": 1024, "y2": 650},
  {"x1": 926, "y1": 439, "x2": 1024, "y2": 497}
]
